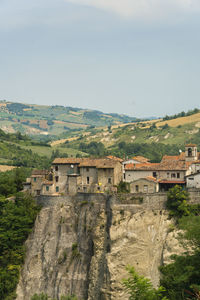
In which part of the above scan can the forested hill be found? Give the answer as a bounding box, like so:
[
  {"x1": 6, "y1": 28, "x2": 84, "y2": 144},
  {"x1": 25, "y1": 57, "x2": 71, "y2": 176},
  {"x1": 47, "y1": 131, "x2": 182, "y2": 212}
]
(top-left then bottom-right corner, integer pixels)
[{"x1": 0, "y1": 100, "x2": 136, "y2": 137}]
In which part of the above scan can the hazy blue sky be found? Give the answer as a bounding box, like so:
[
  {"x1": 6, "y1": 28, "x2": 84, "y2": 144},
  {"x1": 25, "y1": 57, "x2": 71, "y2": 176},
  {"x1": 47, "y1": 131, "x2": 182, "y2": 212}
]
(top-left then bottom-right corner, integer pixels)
[{"x1": 1, "y1": 0, "x2": 200, "y2": 118}]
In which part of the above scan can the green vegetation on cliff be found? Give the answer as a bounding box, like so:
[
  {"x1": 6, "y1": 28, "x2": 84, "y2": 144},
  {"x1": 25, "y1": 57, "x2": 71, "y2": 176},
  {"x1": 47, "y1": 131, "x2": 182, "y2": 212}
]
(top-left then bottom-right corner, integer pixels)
[
  {"x1": 0, "y1": 192, "x2": 40, "y2": 300},
  {"x1": 123, "y1": 266, "x2": 167, "y2": 300},
  {"x1": 160, "y1": 186, "x2": 200, "y2": 299}
]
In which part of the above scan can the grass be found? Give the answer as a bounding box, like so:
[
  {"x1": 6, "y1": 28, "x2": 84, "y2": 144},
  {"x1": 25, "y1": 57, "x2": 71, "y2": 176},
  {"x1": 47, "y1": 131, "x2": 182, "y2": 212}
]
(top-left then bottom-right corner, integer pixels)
[
  {"x1": 20, "y1": 144, "x2": 88, "y2": 158},
  {"x1": 157, "y1": 112, "x2": 200, "y2": 127}
]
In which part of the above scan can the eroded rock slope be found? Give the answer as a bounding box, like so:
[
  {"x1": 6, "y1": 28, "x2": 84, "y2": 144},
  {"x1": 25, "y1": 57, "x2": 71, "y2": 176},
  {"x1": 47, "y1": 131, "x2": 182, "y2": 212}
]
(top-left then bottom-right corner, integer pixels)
[{"x1": 16, "y1": 195, "x2": 179, "y2": 300}]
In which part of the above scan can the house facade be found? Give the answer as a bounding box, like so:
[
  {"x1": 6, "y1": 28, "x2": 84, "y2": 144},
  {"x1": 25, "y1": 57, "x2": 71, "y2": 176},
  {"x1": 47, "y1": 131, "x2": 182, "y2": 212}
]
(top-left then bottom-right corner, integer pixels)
[
  {"x1": 124, "y1": 144, "x2": 200, "y2": 192},
  {"x1": 186, "y1": 172, "x2": 200, "y2": 189},
  {"x1": 25, "y1": 157, "x2": 122, "y2": 196},
  {"x1": 129, "y1": 177, "x2": 159, "y2": 193}
]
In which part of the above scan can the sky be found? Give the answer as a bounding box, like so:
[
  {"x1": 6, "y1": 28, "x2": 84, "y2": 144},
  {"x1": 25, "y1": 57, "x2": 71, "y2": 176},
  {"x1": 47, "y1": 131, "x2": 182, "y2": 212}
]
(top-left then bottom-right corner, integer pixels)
[{"x1": 1, "y1": 0, "x2": 200, "y2": 118}]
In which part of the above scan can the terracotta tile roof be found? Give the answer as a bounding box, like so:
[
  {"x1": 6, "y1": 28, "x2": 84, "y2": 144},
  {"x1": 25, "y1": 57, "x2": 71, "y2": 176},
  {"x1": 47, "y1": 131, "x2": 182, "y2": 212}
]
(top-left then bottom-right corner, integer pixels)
[
  {"x1": 52, "y1": 158, "x2": 83, "y2": 164},
  {"x1": 79, "y1": 159, "x2": 99, "y2": 167},
  {"x1": 161, "y1": 155, "x2": 180, "y2": 161},
  {"x1": 106, "y1": 155, "x2": 123, "y2": 162},
  {"x1": 146, "y1": 176, "x2": 158, "y2": 182},
  {"x1": 53, "y1": 157, "x2": 120, "y2": 169},
  {"x1": 125, "y1": 159, "x2": 189, "y2": 171},
  {"x1": 132, "y1": 156, "x2": 150, "y2": 163},
  {"x1": 159, "y1": 180, "x2": 185, "y2": 184},
  {"x1": 159, "y1": 160, "x2": 188, "y2": 171},
  {"x1": 186, "y1": 144, "x2": 197, "y2": 147},
  {"x1": 96, "y1": 160, "x2": 118, "y2": 169},
  {"x1": 79, "y1": 158, "x2": 118, "y2": 168},
  {"x1": 32, "y1": 169, "x2": 48, "y2": 176},
  {"x1": 125, "y1": 163, "x2": 159, "y2": 171}
]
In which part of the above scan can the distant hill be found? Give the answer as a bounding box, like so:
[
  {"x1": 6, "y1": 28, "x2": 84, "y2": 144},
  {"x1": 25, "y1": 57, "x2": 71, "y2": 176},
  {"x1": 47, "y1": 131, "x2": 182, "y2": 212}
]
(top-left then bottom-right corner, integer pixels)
[
  {"x1": 0, "y1": 100, "x2": 136, "y2": 137},
  {"x1": 1, "y1": 100, "x2": 200, "y2": 164},
  {"x1": 54, "y1": 107, "x2": 200, "y2": 162}
]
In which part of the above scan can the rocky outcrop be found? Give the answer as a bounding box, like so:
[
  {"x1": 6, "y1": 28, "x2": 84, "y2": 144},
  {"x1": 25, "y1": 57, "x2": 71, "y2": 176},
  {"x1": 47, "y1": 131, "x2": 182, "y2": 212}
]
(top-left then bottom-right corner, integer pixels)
[{"x1": 16, "y1": 195, "x2": 180, "y2": 300}]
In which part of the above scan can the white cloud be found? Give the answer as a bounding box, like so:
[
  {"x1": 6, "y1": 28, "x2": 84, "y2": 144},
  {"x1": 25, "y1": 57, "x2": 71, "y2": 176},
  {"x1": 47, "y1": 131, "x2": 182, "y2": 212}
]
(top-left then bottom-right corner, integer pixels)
[{"x1": 66, "y1": 0, "x2": 200, "y2": 19}]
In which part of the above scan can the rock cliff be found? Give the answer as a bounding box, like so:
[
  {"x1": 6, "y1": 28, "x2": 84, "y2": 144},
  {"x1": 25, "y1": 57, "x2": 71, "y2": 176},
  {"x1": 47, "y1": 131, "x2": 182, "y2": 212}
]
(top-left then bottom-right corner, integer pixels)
[{"x1": 16, "y1": 194, "x2": 180, "y2": 300}]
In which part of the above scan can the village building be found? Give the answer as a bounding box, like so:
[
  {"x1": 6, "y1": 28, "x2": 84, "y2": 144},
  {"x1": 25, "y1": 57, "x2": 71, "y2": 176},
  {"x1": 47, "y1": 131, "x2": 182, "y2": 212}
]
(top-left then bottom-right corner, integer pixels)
[
  {"x1": 124, "y1": 144, "x2": 200, "y2": 192},
  {"x1": 129, "y1": 176, "x2": 159, "y2": 193},
  {"x1": 25, "y1": 157, "x2": 122, "y2": 196},
  {"x1": 24, "y1": 170, "x2": 52, "y2": 196},
  {"x1": 24, "y1": 144, "x2": 200, "y2": 196},
  {"x1": 186, "y1": 172, "x2": 200, "y2": 189}
]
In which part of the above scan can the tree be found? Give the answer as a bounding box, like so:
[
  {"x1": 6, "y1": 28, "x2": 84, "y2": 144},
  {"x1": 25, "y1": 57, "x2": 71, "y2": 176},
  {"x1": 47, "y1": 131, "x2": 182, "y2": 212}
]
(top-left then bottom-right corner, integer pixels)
[
  {"x1": 122, "y1": 266, "x2": 167, "y2": 300},
  {"x1": 160, "y1": 215, "x2": 200, "y2": 299},
  {"x1": 166, "y1": 185, "x2": 190, "y2": 218}
]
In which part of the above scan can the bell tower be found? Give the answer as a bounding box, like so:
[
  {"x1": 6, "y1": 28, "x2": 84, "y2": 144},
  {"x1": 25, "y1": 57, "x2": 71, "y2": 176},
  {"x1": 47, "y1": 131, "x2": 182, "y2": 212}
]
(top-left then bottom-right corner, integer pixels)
[{"x1": 185, "y1": 144, "x2": 198, "y2": 162}]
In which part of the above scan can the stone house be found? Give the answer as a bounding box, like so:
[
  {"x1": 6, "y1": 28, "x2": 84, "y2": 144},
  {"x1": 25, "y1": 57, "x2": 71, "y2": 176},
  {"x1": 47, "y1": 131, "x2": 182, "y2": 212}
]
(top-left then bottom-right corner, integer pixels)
[
  {"x1": 186, "y1": 172, "x2": 200, "y2": 189},
  {"x1": 25, "y1": 157, "x2": 122, "y2": 196},
  {"x1": 130, "y1": 176, "x2": 159, "y2": 193},
  {"x1": 122, "y1": 156, "x2": 150, "y2": 180},
  {"x1": 52, "y1": 157, "x2": 122, "y2": 194},
  {"x1": 24, "y1": 170, "x2": 51, "y2": 196},
  {"x1": 124, "y1": 144, "x2": 200, "y2": 191}
]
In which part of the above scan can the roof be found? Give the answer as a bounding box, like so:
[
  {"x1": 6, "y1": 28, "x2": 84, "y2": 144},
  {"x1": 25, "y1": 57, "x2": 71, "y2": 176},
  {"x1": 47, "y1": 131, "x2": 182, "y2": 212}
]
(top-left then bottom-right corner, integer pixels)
[
  {"x1": 191, "y1": 160, "x2": 200, "y2": 164},
  {"x1": 186, "y1": 172, "x2": 200, "y2": 177},
  {"x1": 125, "y1": 159, "x2": 189, "y2": 171},
  {"x1": 125, "y1": 163, "x2": 160, "y2": 171},
  {"x1": 131, "y1": 176, "x2": 158, "y2": 183},
  {"x1": 52, "y1": 158, "x2": 83, "y2": 164},
  {"x1": 186, "y1": 144, "x2": 197, "y2": 147},
  {"x1": 132, "y1": 156, "x2": 150, "y2": 163},
  {"x1": 159, "y1": 180, "x2": 186, "y2": 184},
  {"x1": 146, "y1": 176, "x2": 158, "y2": 182},
  {"x1": 79, "y1": 158, "x2": 118, "y2": 169},
  {"x1": 106, "y1": 155, "x2": 123, "y2": 162},
  {"x1": 32, "y1": 170, "x2": 48, "y2": 176},
  {"x1": 53, "y1": 157, "x2": 120, "y2": 169},
  {"x1": 161, "y1": 155, "x2": 180, "y2": 162}
]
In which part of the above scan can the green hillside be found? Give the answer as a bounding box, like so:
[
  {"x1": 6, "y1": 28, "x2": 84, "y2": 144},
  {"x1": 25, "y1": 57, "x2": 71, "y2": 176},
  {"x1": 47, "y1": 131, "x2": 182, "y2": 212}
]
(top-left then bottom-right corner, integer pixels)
[
  {"x1": 58, "y1": 114, "x2": 200, "y2": 162},
  {"x1": 0, "y1": 100, "x2": 136, "y2": 138}
]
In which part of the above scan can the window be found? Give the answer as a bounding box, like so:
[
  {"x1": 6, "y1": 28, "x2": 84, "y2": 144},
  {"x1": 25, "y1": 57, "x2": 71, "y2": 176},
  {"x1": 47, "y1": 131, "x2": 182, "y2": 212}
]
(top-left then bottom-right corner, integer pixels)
[
  {"x1": 86, "y1": 167, "x2": 89, "y2": 172},
  {"x1": 188, "y1": 148, "x2": 192, "y2": 157},
  {"x1": 36, "y1": 190, "x2": 40, "y2": 196},
  {"x1": 87, "y1": 177, "x2": 90, "y2": 184},
  {"x1": 56, "y1": 186, "x2": 59, "y2": 192},
  {"x1": 46, "y1": 186, "x2": 49, "y2": 192},
  {"x1": 135, "y1": 185, "x2": 139, "y2": 192},
  {"x1": 123, "y1": 173, "x2": 125, "y2": 180},
  {"x1": 167, "y1": 173, "x2": 170, "y2": 178},
  {"x1": 55, "y1": 176, "x2": 59, "y2": 182},
  {"x1": 55, "y1": 165, "x2": 58, "y2": 171},
  {"x1": 143, "y1": 185, "x2": 148, "y2": 193},
  {"x1": 108, "y1": 178, "x2": 112, "y2": 184},
  {"x1": 34, "y1": 177, "x2": 37, "y2": 182},
  {"x1": 171, "y1": 173, "x2": 176, "y2": 178},
  {"x1": 153, "y1": 172, "x2": 157, "y2": 178},
  {"x1": 177, "y1": 173, "x2": 180, "y2": 178},
  {"x1": 83, "y1": 187, "x2": 87, "y2": 192},
  {"x1": 189, "y1": 177, "x2": 194, "y2": 180}
]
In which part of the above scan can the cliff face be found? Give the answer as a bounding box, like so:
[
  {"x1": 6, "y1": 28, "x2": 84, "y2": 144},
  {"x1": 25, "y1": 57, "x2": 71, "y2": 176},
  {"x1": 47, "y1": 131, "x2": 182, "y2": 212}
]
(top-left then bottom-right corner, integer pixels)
[{"x1": 16, "y1": 195, "x2": 180, "y2": 300}]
